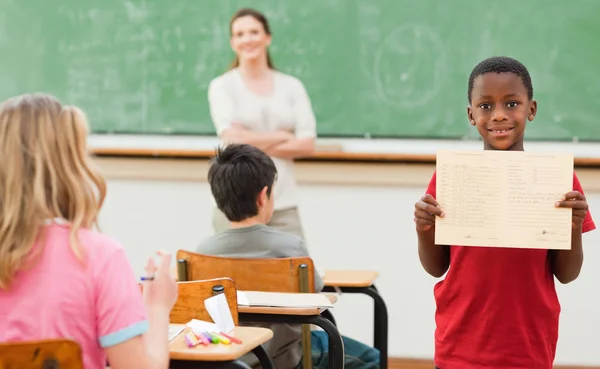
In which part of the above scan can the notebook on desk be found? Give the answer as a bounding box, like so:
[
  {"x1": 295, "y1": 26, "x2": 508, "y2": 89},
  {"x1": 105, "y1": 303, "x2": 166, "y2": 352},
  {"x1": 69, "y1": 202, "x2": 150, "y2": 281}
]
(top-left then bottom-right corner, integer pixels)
[{"x1": 237, "y1": 290, "x2": 334, "y2": 309}]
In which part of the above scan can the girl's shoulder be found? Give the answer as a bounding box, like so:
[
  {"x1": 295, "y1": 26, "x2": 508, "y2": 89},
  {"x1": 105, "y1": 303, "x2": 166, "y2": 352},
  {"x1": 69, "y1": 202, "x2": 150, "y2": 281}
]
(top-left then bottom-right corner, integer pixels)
[{"x1": 45, "y1": 222, "x2": 127, "y2": 262}]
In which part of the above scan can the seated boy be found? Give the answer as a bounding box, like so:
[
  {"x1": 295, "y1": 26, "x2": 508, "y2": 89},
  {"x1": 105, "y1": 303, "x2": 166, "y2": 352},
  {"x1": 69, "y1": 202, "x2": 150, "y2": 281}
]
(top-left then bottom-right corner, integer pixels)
[{"x1": 198, "y1": 143, "x2": 380, "y2": 369}]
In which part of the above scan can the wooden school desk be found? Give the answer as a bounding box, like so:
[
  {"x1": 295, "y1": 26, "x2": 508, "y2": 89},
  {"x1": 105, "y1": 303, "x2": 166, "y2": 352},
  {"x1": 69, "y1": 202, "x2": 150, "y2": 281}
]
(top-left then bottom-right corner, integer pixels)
[
  {"x1": 322, "y1": 270, "x2": 389, "y2": 368},
  {"x1": 169, "y1": 326, "x2": 273, "y2": 369},
  {"x1": 238, "y1": 293, "x2": 345, "y2": 368}
]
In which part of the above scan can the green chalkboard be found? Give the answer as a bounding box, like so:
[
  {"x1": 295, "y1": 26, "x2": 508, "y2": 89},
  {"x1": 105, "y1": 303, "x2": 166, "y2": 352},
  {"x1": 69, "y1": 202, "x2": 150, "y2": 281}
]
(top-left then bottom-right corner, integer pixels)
[{"x1": 1, "y1": 0, "x2": 599, "y2": 140}]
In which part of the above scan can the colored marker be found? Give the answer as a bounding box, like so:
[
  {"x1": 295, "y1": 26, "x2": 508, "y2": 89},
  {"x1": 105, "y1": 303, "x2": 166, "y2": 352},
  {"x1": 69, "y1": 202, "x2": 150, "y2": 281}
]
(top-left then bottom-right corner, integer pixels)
[
  {"x1": 208, "y1": 332, "x2": 220, "y2": 344},
  {"x1": 196, "y1": 331, "x2": 214, "y2": 343},
  {"x1": 210, "y1": 331, "x2": 231, "y2": 345},
  {"x1": 219, "y1": 331, "x2": 243, "y2": 344},
  {"x1": 184, "y1": 332, "x2": 200, "y2": 348},
  {"x1": 202, "y1": 332, "x2": 217, "y2": 343},
  {"x1": 140, "y1": 276, "x2": 154, "y2": 281},
  {"x1": 191, "y1": 330, "x2": 210, "y2": 346}
]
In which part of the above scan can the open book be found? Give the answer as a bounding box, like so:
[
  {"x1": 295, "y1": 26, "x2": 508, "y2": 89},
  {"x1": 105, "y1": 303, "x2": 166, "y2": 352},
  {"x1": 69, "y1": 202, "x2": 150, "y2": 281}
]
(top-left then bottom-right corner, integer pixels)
[{"x1": 237, "y1": 290, "x2": 334, "y2": 309}]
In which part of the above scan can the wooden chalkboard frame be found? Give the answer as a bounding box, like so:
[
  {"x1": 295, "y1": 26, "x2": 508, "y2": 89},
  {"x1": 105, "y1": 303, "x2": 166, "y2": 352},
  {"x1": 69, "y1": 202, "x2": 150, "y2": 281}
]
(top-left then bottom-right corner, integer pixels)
[
  {"x1": 89, "y1": 148, "x2": 600, "y2": 167},
  {"x1": 88, "y1": 135, "x2": 600, "y2": 167}
]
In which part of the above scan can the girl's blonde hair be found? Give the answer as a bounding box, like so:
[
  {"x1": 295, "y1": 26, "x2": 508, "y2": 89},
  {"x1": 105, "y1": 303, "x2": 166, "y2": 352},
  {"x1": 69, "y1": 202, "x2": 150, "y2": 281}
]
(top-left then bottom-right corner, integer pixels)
[{"x1": 0, "y1": 93, "x2": 106, "y2": 289}]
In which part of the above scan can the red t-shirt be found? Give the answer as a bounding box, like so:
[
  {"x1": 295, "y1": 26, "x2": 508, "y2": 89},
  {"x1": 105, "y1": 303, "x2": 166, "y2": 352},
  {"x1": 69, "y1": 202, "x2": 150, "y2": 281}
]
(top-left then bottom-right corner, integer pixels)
[{"x1": 426, "y1": 171, "x2": 595, "y2": 369}]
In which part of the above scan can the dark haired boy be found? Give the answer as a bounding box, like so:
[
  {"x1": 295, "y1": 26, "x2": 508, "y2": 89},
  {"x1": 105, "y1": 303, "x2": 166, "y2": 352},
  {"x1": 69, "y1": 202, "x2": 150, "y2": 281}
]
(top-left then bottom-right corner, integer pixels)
[{"x1": 198, "y1": 143, "x2": 380, "y2": 369}]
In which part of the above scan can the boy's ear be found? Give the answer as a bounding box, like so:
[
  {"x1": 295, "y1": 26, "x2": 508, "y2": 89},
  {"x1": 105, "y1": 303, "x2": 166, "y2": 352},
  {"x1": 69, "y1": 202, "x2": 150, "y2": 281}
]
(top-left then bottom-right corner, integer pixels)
[
  {"x1": 467, "y1": 105, "x2": 476, "y2": 126},
  {"x1": 257, "y1": 186, "x2": 269, "y2": 207},
  {"x1": 528, "y1": 99, "x2": 538, "y2": 121}
]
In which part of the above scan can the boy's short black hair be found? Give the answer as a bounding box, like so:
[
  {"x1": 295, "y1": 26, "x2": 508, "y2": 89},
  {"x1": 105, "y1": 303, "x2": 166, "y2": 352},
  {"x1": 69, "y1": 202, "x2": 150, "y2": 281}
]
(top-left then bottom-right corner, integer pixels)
[
  {"x1": 208, "y1": 144, "x2": 277, "y2": 222},
  {"x1": 468, "y1": 56, "x2": 534, "y2": 102}
]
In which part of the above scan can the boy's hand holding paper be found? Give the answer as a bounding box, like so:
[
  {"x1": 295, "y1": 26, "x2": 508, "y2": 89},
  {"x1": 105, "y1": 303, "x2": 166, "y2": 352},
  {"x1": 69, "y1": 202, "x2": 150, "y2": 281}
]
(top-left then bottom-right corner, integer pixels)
[{"x1": 555, "y1": 190, "x2": 589, "y2": 230}]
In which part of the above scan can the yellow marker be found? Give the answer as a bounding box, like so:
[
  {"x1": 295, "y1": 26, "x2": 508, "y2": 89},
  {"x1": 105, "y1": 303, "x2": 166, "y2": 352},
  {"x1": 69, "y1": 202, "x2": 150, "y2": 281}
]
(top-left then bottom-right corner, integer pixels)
[{"x1": 210, "y1": 331, "x2": 231, "y2": 345}]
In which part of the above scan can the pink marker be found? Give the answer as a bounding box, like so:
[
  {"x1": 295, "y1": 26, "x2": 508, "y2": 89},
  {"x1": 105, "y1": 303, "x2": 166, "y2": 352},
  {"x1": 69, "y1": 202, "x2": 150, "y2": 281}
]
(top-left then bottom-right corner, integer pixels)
[
  {"x1": 192, "y1": 330, "x2": 211, "y2": 346},
  {"x1": 184, "y1": 332, "x2": 200, "y2": 348}
]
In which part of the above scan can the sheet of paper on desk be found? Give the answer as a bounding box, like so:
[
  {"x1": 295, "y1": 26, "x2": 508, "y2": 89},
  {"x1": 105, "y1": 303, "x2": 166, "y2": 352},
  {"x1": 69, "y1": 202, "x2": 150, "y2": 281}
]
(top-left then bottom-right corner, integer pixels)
[
  {"x1": 168, "y1": 324, "x2": 186, "y2": 341},
  {"x1": 204, "y1": 293, "x2": 235, "y2": 333},
  {"x1": 434, "y1": 150, "x2": 573, "y2": 250},
  {"x1": 237, "y1": 290, "x2": 335, "y2": 309},
  {"x1": 186, "y1": 319, "x2": 219, "y2": 333}
]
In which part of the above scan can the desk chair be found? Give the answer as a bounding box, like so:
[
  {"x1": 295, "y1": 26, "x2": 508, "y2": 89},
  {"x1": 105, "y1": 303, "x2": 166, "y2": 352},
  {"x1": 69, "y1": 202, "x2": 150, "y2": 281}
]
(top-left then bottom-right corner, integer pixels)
[
  {"x1": 0, "y1": 339, "x2": 83, "y2": 369},
  {"x1": 143, "y1": 277, "x2": 274, "y2": 369},
  {"x1": 323, "y1": 270, "x2": 388, "y2": 368},
  {"x1": 176, "y1": 250, "x2": 344, "y2": 369},
  {"x1": 170, "y1": 277, "x2": 239, "y2": 325}
]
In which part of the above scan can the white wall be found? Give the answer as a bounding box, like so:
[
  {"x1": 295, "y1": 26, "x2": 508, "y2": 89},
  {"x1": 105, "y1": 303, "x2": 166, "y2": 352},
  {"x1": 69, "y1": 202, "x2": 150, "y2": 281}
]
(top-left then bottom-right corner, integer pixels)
[{"x1": 97, "y1": 161, "x2": 600, "y2": 365}]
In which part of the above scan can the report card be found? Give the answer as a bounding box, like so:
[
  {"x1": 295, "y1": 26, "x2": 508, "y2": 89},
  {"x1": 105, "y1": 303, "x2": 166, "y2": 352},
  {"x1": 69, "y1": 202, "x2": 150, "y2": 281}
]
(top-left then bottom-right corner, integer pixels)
[{"x1": 434, "y1": 150, "x2": 574, "y2": 250}]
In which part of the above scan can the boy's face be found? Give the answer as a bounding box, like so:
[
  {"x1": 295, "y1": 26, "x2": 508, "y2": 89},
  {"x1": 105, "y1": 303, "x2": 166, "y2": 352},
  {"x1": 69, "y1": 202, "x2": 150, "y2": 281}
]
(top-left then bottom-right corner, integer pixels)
[{"x1": 468, "y1": 72, "x2": 537, "y2": 151}]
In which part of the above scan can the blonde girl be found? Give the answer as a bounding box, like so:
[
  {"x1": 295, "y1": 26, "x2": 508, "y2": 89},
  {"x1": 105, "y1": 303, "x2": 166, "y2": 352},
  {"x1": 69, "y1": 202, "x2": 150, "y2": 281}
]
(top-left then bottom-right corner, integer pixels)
[{"x1": 0, "y1": 93, "x2": 177, "y2": 369}]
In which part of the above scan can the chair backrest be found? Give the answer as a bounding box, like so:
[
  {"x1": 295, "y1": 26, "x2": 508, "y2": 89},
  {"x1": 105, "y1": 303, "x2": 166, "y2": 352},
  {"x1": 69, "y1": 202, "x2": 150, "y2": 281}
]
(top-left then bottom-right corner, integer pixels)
[
  {"x1": 170, "y1": 278, "x2": 239, "y2": 325},
  {"x1": 0, "y1": 339, "x2": 83, "y2": 369},
  {"x1": 176, "y1": 250, "x2": 316, "y2": 293}
]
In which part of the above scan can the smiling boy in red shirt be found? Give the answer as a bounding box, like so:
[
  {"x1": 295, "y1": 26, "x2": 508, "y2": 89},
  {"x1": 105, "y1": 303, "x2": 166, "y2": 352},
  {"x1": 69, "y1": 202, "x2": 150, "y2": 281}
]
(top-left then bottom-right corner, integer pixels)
[{"x1": 413, "y1": 56, "x2": 595, "y2": 369}]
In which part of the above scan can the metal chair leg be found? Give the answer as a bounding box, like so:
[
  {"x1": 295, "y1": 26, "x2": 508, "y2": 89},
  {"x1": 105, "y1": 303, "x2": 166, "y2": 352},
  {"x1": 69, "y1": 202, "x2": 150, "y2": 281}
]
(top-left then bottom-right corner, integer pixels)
[
  {"x1": 321, "y1": 309, "x2": 337, "y2": 327},
  {"x1": 322, "y1": 285, "x2": 389, "y2": 368},
  {"x1": 251, "y1": 344, "x2": 275, "y2": 369},
  {"x1": 239, "y1": 313, "x2": 345, "y2": 368}
]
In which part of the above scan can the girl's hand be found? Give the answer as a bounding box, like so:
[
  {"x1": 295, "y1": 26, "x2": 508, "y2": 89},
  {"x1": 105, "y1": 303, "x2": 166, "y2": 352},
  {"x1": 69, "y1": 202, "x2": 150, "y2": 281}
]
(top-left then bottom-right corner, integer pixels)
[{"x1": 142, "y1": 250, "x2": 178, "y2": 312}]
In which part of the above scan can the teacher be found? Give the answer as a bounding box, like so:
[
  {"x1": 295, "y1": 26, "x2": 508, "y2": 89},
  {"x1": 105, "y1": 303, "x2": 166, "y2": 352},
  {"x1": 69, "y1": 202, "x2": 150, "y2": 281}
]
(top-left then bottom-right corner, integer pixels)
[{"x1": 207, "y1": 7, "x2": 317, "y2": 240}]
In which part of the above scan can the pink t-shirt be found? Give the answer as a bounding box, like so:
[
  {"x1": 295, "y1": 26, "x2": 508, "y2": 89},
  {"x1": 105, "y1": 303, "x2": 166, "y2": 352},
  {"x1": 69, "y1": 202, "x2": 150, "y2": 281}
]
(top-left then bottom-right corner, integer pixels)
[{"x1": 0, "y1": 223, "x2": 148, "y2": 369}]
